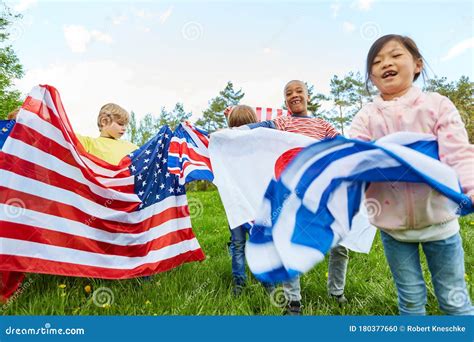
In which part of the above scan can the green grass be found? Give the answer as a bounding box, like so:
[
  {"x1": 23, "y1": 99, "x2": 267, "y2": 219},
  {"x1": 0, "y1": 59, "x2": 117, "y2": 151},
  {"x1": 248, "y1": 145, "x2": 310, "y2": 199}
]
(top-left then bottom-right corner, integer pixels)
[{"x1": 2, "y1": 190, "x2": 473, "y2": 315}]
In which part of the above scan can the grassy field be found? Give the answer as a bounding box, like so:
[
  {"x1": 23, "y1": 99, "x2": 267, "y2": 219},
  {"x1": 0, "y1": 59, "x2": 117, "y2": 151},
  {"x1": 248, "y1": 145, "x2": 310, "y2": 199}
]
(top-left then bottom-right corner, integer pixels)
[{"x1": 2, "y1": 189, "x2": 473, "y2": 316}]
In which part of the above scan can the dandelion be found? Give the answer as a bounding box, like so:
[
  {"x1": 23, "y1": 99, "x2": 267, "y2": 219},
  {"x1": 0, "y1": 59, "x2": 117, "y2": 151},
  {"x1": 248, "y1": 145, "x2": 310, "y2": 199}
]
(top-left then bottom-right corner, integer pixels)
[
  {"x1": 84, "y1": 285, "x2": 92, "y2": 294},
  {"x1": 145, "y1": 300, "x2": 152, "y2": 305},
  {"x1": 102, "y1": 304, "x2": 111, "y2": 309},
  {"x1": 58, "y1": 284, "x2": 66, "y2": 289}
]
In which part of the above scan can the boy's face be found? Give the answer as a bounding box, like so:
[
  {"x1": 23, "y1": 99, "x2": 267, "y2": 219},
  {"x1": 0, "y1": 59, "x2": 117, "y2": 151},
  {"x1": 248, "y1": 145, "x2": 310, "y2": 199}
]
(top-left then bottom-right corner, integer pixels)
[
  {"x1": 284, "y1": 81, "x2": 309, "y2": 115},
  {"x1": 100, "y1": 119, "x2": 127, "y2": 140}
]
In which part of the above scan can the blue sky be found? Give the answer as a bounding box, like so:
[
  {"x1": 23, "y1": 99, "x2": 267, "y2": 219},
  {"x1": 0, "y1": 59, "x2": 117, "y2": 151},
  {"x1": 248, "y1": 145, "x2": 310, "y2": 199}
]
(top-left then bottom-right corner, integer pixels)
[{"x1": 5, "y1": 0, "x2": 474, "y2": 135}]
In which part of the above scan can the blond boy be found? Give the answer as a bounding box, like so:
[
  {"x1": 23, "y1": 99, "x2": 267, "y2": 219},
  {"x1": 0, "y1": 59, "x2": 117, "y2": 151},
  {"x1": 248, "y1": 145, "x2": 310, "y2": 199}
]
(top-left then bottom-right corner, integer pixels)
[{"x1": 77, "y1": 103, "x2": 138, "y2": 165}]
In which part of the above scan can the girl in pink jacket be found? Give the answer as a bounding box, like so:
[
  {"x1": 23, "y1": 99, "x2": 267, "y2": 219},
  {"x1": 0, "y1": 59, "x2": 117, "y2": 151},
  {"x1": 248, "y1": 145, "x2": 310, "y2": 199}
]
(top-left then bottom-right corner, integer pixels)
[{"x1": 349, "y1": 34, "x2": 473, "y2": 315}]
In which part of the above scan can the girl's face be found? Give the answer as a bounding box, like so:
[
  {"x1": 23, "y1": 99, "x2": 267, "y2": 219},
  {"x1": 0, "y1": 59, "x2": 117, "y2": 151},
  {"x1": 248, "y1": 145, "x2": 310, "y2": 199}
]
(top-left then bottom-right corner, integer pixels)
[{"x1": 370, "y1": 39, "x2": 423, "y2": 100}]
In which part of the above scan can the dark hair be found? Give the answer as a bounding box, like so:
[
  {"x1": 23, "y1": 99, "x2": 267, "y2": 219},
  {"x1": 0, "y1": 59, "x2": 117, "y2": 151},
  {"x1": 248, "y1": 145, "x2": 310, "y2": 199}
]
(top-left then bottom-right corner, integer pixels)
[{"x1": 365, "y1": 34, "x2": 426, "y2": 91}]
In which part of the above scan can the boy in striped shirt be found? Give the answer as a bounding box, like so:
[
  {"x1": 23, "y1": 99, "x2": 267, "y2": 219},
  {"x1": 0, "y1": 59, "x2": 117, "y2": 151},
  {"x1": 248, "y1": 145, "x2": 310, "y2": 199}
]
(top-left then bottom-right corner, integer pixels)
[{"x1": 246, "y1": 80, "x2": 349, "y2": 315}]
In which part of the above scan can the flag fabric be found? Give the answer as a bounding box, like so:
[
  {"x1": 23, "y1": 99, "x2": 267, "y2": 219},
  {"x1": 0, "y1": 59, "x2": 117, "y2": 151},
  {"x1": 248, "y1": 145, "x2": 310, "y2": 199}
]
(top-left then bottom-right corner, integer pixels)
[
  {"x1": 254, "y1": 107, "x2": 289, "y2": 121},
  {"x1": 0, "y1": 85, "x2": 205, "y2": 294},
  {"x1": 168, "y1": 121, "x2": 213, "y2": 185},
  {"x1": 246, "y1": 132, "x2": 474, "y2": 283},
  {"x1": 208, "y1": 128, "x2": 377, "y2": 251},
  {"x1": 0, "y1": 120, "x2": 15, "y2": 150}
]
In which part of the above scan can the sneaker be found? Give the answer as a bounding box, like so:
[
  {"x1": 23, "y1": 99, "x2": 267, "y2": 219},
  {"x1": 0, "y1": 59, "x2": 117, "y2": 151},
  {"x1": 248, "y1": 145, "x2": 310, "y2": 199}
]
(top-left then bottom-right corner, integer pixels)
[
  {"x1": 330, "y1": 293, "x2": 348, "y2": 306},
  {"x1": 285, "y1": 300, "x2": 303, "y2": 316},
  {"x1": 262, "y1": 282, "x2": 275, "y2": 294},
  {"x1": 233, "y1": 284, "x2": 244, "y2": 297}
]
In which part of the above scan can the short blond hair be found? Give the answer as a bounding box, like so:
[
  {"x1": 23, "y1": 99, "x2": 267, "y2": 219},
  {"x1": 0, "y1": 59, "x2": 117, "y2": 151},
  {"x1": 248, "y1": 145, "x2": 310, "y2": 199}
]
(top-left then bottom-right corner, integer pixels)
[
  {"x1": 7, "y1": 107, "x2": 20, "y2": 120},
  {"x1": 97, "y1": 103, "x2": 130, "y2": 130},
  {"x1": 227, "y1": 105, "x2": 258, "y2": 128}
]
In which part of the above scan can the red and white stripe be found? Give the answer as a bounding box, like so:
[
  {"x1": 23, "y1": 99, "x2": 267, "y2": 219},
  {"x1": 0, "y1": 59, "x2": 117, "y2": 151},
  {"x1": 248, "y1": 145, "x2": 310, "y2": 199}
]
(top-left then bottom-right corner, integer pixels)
[
  {"x1": 254, "y1": 107, "x2": 289, "y2": 122},
  {"x1": 0, "y1": 85, "x2": 204, "y2": 279},
  {"x1": 168, "y1": 121, "x2": 213, "y2": 185}
]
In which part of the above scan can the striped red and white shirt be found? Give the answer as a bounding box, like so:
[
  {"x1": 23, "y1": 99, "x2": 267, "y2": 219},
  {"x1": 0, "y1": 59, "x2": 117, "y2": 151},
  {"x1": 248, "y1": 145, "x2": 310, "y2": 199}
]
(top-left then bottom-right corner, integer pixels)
[{"x1": 273, "y1": 115, "x2": 339, "y2": 140}]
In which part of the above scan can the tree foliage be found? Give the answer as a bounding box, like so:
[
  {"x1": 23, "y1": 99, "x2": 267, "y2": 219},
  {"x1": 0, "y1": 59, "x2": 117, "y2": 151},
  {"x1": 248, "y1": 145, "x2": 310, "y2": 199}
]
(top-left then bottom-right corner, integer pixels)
[
  {"x1": 0, "y1": 4, "x2": 24, "y2": 119},
  {"x1": 195, "y1": 81, "x2": 244, "y2": 132}
]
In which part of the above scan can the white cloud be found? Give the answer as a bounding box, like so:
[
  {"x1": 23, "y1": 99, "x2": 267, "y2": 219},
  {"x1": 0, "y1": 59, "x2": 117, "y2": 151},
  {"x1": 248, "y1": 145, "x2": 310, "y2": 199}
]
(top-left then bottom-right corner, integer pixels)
[
  {"x1": 343, "y1": 21, "x2": 356, "y2": 33},
  {"x1": 111, "y1": 15, "x2": 127, "y2": 26},
  {"x1": 13, "y1": 0, "x2": 37, "y2": 12},
  {"x1": 63, "y1": 25, "x2": 113, "y2": 53},
  {"x1": 330, "y1": 2, "x2": 341, "y2": 17},
  {"x1": 159, "y1": 6, "x2": 173, "y2": 24},
  {"x1": 15, "y1": 60, "x2": 211, "y2": 136},
  {"x1": 441, "y1": 37, "x2": 474, "y2": 61},
  {"x1": 352, "y1": 0, "x2": 374, "y2": 11}
]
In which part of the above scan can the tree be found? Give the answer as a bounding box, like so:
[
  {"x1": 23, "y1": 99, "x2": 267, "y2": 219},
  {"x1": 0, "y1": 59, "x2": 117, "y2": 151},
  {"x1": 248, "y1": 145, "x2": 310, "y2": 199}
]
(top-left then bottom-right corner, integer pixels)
[
  {"x1": 127, "y1": 103, "x2": 193, "y2": 146},
  {"x1": 166, "y1": 102, "x2": 192, "y2": 131},
  {"x1": 195, "y1": 81, "x2": 244, "y2": 132},
  {"x1": 423, "y1": 76, "x2": 473, "y2": 143},
  {"x1": 324, "y1": 71, "x2": 373, "y2": 135},
  {"x1": 0, "y1": 4, "x2": 24, "y2": 119},
  {"x1": 127, "y1": 111, "x2": 139, "y2": 145}
]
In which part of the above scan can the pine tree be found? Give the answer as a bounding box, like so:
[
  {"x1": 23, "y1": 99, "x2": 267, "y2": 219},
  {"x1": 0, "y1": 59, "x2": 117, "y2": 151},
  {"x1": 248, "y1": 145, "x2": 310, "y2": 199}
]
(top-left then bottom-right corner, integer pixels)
[
  {"x1": 195, "y1": 81, "x2": 244, "y2": 132},
  {"x1": 325, "y1": 72, "x2": 373, "y2": 135},
  {"x1": 0, "y1": 4, "x2": 24, "y2": 119}
]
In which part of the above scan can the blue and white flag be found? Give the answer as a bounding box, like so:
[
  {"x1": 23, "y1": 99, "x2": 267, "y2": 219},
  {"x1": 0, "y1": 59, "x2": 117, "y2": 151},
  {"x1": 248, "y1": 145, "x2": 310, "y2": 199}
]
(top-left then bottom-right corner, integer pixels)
[{"x1": 247, "y1": 132, "x2": 473, "y2": 283}]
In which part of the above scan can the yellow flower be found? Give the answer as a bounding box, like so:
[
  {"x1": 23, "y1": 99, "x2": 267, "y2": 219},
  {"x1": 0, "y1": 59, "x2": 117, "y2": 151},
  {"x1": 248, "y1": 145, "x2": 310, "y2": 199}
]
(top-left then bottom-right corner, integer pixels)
[
  {"x1": 102, "y1": 304, "x2": 111, "y2": 309},
  {"x1": 145, "y1": 300, "x2": 152, "y2": 305},
  {"x1": 58, "y1": 284, "x2": 67, "y2": 289},
  {"x1": 84, "y1": 285, "x2": 92, "y2": 294}
]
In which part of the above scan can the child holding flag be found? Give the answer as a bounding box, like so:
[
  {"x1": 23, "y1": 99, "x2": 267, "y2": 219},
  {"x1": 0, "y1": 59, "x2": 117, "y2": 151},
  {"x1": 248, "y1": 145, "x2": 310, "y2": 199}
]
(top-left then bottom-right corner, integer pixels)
[
  {"x1": 243, "y1": 80, "x2": 350, "y2": 315},
  {"x1": 350, "y1": 34, "x2": 473, "y2": 315}
]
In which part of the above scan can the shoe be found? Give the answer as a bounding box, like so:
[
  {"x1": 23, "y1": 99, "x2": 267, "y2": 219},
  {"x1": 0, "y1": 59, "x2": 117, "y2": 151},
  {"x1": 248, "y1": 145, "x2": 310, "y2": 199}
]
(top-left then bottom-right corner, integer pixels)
[
  {"x1": 285, "y1": 300, "x2": 303, "y2": 316},
  {"x1": 262, "y1": 282, "x2": 275, "y2": 294},
  {"x1": 330, "y1": 293, "x2": 348, "y2": 306},
  {"x1": 233, "y1": 284, "x2": 244, "y2": 297}
]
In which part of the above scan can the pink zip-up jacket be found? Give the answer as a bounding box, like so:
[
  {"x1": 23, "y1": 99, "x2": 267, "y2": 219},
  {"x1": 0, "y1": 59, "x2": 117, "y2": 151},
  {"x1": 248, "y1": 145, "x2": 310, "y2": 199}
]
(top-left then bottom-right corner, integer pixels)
[{"x1": 349, "y1": 86, "x2": 474, "y2": 230}]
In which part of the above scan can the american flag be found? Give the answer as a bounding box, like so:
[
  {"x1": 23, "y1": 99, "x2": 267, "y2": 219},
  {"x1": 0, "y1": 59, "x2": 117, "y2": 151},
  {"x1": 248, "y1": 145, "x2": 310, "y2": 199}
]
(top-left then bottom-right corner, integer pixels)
[
  {"x1": 0, "y1": 85, "x2": 205, "y2": 293},
  {"x1": 168, "y1": 121, "x2": 213, "y2": 185},
  {"x1": 254, "y1": 107, "x2": 289, "y2": 121}
]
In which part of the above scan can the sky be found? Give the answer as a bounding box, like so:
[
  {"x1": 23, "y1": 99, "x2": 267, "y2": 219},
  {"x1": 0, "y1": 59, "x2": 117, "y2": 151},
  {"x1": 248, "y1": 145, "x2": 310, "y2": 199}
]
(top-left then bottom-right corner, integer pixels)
[{"x1": 4, "y1": 0, "x2": 474, "y2": 136}]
